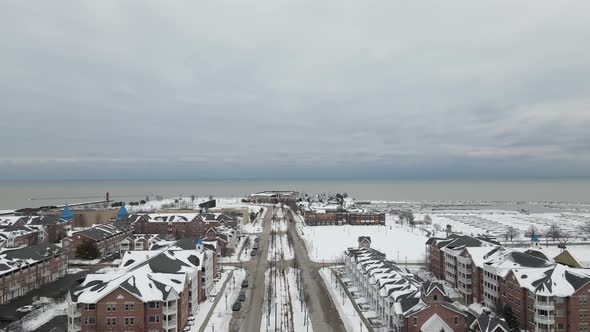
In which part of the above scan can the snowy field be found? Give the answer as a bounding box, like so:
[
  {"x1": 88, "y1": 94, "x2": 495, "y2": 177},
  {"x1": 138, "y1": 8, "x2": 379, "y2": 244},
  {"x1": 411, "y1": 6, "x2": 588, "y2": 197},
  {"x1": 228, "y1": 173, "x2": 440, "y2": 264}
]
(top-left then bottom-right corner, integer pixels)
[
  {"x1": 268, "y1": 234, "x2": 294, "y2": 261},
  {"x1": 271, "y1": 219, "x2": 289, "y2": 233},
  {"x1": 295, "y1": 213, "x2": 428, "y2": 263},
  {"x1": 417, "y1": 211, "x2": 590, "y2": 240},
  {"x1": 319, "y1": 268, "x2": 368, "y2": 332},
  {"x1": 261, "y1": 268, "x2": 313, "y2": 332}
]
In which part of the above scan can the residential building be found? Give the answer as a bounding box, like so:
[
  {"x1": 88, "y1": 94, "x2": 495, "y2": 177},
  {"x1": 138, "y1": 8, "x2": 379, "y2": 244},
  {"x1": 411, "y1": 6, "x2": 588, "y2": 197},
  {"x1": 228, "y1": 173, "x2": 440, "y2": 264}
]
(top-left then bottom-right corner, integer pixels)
[
  {"x1": 0, "y1": 243, "x2": 67, "y2": 303},
  {"x1": 67, "y1": 239, "x2": 215, "y2": 332},
  {"x1": 130, "y1": 213, "x2": 237, "y2": 241},
  {"x1": 63, "y1": 221, "x2": 132, "y2": 258}
]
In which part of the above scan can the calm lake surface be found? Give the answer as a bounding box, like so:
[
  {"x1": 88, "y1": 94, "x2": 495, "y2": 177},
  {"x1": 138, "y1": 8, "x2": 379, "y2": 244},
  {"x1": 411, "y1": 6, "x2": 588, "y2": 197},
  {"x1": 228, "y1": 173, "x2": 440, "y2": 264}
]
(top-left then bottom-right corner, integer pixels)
[{"x1": 1, "y1": 178, "x2": 589, "y2": 210}]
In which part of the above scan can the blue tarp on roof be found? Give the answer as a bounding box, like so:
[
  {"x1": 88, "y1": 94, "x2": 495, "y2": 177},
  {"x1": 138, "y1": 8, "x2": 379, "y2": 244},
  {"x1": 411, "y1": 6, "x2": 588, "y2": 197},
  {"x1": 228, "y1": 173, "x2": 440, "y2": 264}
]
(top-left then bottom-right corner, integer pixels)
[
  {"x1": 116, "y1": 204, "x2": 129, "y2": 219},
  {"x1": 61, "y1": 205, "x2": 73, "y2": 220}
]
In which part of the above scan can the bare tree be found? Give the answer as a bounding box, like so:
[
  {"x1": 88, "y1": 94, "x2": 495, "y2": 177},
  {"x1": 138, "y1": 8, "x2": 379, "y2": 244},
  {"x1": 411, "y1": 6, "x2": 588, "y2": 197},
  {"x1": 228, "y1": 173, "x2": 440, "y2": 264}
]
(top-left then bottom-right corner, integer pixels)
[
  {"x1": 546, "y1": 223, "x2": 562, "y2": 242},
  {"x1": 557, "y1": 231, "x2": 573, "y2": 249},
  {"x1": 433, "y1": 224, "x2": 442, "y2": 234},
  {"x1": 504, "y1": 227, "x2": 520, "y2": 243},
  {"x1": 579, "y1": 221, "x2": 590, "y2": 240},
  {"x1": 524, "y1": 225, "x2": 539, "y2": 238},
  {"x1": 424, "y1": 214, "x2": 433, "y2": 225}
]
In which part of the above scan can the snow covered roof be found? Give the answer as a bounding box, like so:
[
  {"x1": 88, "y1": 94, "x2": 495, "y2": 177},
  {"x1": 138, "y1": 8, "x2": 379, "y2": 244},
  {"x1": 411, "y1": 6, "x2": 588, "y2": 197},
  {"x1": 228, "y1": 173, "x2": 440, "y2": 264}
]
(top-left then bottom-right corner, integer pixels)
[
  {"x1": 0, "y1": 216, "x2": 27, "y2": 228},
  {"x1": 512, "y1": 264, "x2": 590, "y2": 297},
  {"x1": 70, "y1": 222, "x2": 130, "y2": 241},
  {"x1": 0, "y1": 243, "x2": 65, "y2": 276},
  {"x1": 483, "y1": 247, "x2": 553, "y2": 277},
  {"x1": 421, "y1": 313, "x2": 453, "y2": 332},
  {"x1": 73, "y1": 245, "x2": 211, "y2": 303},
  {"x1": 472, "y1": 313, "x2": 510, "y2": 332}
]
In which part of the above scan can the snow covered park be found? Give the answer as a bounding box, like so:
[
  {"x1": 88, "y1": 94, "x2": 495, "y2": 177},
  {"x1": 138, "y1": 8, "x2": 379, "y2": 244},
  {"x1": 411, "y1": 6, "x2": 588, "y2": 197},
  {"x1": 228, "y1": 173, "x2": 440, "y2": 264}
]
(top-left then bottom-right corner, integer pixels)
[
  {"x1": 268, "y1": 234, "x2": 294, "y2": 261},
  {"x1": 295, "y1": 213, "x2": 428, "y2": 263}
]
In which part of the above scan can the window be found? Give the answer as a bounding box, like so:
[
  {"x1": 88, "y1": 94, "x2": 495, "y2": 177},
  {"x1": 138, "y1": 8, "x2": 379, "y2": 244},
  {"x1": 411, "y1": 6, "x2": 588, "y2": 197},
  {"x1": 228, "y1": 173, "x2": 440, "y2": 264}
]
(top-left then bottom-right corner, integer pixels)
[
  {"x1": 433, "y1": 295, "x2": 438, "y2": 301},
  {"x1": 557, "y1": 323, "x2": 564, "y2": 330},
  {"x1": 454, "y1": 317, "x2": 458, "y2": 325},
  {"x1": 555, "y1": 309, "x2": 564, "y2": 317},
  {"x1": 106, "y1": 303, "x2": 116, "y2": 311},
  {"x1": 413, "y1": 318, "x2": 418, "y2": 326},
  {"x1": 84, "y1": 303, "x2": 96, "y2": 311},
  {"x1": 556, "y1": 297, "x2": 565, "y2": 303},
  {"x1": 580, "y1": 310, "x2": 589, "y2": 319},
  {"x1": 84, "y1": 317, "x2": 96, "y2": 325},
  {"x1": 148, "y1": 301, "x2": 160, "y2": 309},
  {"x1": 124, "y1": 303, "x2": 134, "y2": 311},
  {"x1": 581, "y1": 296, "x2": 589, "y2": 305},
  {"x1": 125, "y1": 317, "x2": 134, "y2": 326},
  {"x1": 149, "y1": 315, "x2": 160, "y2": 323},
  {"x1": 106, "y1": 317, "x2": 116, "y2": 326}
]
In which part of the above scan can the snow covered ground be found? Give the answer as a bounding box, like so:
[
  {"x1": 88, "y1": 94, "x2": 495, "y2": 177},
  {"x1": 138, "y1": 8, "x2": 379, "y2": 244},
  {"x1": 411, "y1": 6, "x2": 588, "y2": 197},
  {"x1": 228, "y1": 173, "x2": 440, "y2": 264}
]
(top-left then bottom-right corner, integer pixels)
[
  {"x1": 239, "y1": 235, "x2": 255, "y2": 262},
  {"x1": 18, "y1": 297, "x2": 67, "y2": 331},
  {"x1": 261, "y1": 268, "x2": 313, "y2": 332},
  {"x1": 190, "y1": 267, "x2": 241, "y2": 331},
  {"x1": 268, "y1": 234, "x2": 294, "y2": 261},
  {"x1": 271, "y1": 219, "x2": 289, "y2": 233},
  {"x1": 295, "y1": 213, "x2": 428, "y2": 263},
  {"x1": 319, "y1": 268, "x2": 368, "y2": 332},
  {"x1": 220, "y1": 235, "x2": 250, "y2": 263},
  {"x1": 201, "y1": 268, "x2": 246, "y2": 331},
  {"x1": 415, "y1": 211, "x2": 590, "y2": 240}
]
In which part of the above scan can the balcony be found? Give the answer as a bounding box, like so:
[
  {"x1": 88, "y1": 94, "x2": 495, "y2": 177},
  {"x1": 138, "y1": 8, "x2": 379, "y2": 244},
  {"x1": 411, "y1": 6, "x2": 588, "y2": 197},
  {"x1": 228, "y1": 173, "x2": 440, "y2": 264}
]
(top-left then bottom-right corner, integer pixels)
[
  {"x1": 71, "y1": 323, "x2": 81, "y2": 331},
  {"x1": 534, "y1": 314, "x2": 555, "y2": 325},
  {"x1": 535, "y1": 301, "x2": 555, "y2": 310},
  {"x1": 163, "y1": 304, "x2": 177, "y2": 315}
]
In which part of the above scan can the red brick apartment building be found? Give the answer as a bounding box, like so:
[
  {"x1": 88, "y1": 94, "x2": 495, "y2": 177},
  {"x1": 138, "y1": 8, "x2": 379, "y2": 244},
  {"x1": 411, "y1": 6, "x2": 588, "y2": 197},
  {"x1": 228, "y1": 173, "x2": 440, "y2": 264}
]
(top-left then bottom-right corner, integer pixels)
[
  {"x1": 426, "y1": 234, "x2": 590, "y2": 332},
  {"x1": 0, "y1": 225, "x2": 45, "y2": 248},
  {"x1": 0, "y1": 215, "x2": 69, "y2": 243},
  {"x1": 303, "y1": 210, "x2": 385, "y2": 226},
  {"x1": 67, "y1": 240, "x2": 215, "y2": 332},
  {"x1": 130, "y1": 213, "x2": 237, "y2": 240},
  {"x1": 0, "y1": 243, "x2": 67, "y2": 303},
  {"x1": 63, "y1": 221, "x2": 132, "y2": 258}
]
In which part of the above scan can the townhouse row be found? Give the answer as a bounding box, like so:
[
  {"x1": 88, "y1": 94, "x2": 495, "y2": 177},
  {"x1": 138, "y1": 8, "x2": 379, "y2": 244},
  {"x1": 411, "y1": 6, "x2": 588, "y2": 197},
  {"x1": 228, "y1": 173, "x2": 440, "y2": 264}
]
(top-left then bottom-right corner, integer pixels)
[
  {"x1": 0, "y1": 243, "x2": 68, "y2": 304},
  {"x1": 344, "y1": 237, "x2": 510, "y2": 332},
  {"x1": 427, "y1": 235, "x2": 590, "y2": 332},
  {"x1": 304, "y1": 211, "x2": 385, "y2": 226}
]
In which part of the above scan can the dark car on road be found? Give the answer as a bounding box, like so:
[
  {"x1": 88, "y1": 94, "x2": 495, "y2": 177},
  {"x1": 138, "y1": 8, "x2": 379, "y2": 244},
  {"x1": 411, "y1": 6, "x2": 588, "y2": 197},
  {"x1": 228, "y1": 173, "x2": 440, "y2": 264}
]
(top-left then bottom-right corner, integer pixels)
[
  {"x1": 241, "y1": 279, "x2": 249, "y2": 288},
  {"x1": 250, "y1": 249, "x2": 257, "y2": 256},
  {"x1": 232, "y1": 302, "x2": 241, "y2": 311},
  {"x1": 254, "y1": 237, "x2": 260, "y2": 243},
  {"x1": 239, "y1": 291, "x2": 246, "y2": 301}
]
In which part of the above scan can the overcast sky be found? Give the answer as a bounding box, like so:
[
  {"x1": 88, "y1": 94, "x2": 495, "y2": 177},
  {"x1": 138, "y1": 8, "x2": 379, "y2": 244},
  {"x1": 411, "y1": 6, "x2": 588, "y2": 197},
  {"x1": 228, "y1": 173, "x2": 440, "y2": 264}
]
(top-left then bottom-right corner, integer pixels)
[{"x1": 1, "y1": 1, "x2": 589, "y2": 180}]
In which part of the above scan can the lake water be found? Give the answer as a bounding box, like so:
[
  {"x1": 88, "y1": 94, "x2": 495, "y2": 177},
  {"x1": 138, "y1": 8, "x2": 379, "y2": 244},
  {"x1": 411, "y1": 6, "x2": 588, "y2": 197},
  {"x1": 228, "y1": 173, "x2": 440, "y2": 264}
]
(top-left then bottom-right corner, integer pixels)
[{"x1": 1, "y1": 178, "x2": 589, "y2": 210}]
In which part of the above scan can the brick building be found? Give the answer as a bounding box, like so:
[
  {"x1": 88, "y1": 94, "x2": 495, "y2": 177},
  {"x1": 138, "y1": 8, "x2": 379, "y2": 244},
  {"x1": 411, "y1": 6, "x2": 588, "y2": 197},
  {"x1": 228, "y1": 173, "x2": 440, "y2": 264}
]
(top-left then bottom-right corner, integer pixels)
[
  {"x1": 0, "y1": 225, "x2": 45, "y2": 248},
  {"x1": 0, "y1": 243, "x2": 68, "y2": 303},
  {"x1": 63, "y1": 221, "x2": 132, "y2": 258},
  {"x1": 0, "y1": 215, "x2": 69, "y2": 243},
  {"x1": 130, "y1": 213, "x2": 237, "y2": 241},
  {"x1": 426, "y1": 234, "x2": 590, "y2": 331},
  {"x1": 303, "y1": 210, "x2": 385, "y2": 226},
  {"x1": 67, "y1": 240, "x2": 215, "y2": 332}
]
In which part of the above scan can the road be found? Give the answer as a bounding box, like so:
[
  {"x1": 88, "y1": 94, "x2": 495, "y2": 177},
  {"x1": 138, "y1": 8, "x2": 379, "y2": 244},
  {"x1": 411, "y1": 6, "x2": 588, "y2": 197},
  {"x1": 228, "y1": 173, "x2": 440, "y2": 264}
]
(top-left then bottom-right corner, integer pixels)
[
  {"x1": 229, "y1": 205, "x2": 273, "y2": 332},
  {"x1": 285, "y1": 208, "x2": 346, "y2": 332},
  {"x1": 229, "y1": 206, "x2": 346, "y2": 332}
]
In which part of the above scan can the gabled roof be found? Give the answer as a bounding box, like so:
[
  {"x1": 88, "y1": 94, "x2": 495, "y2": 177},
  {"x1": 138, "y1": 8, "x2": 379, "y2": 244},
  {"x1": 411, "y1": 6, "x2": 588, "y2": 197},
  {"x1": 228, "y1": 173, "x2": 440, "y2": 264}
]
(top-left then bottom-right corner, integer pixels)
[
  {"x1": 473, "y1": 313, "x2": 510, "y2": 332},
  {"x1": 421, "y1": 313, "x2": 453, "y2": 332}
]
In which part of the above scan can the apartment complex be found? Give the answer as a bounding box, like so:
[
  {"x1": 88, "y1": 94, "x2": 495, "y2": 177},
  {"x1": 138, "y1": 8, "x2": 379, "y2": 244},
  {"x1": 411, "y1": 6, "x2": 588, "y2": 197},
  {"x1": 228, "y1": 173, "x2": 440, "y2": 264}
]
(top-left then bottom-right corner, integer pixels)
[
  {"x1": 130, "y1": 213, "x2": 237, "y2": 240},
  {"x1": 63, "y1": 221, "x2": 132, "y2": 258},
  {"x1": 304, "y1": 210, "x2": 385, "y2": 226},
  {"x1": 67, "y1": 239, "x2": 215, "y2": 332},
  {"x1": 427, "y1": 235, "x2": 590, "y2": 332},
  {"x1": 344, "y1": 239, "x2": 473, "y2": 331},
  {"x1": 0, "y1": 243, "x2": 68, "y2": 303},
  {"x1": 0, "y1": 215, "x2": 70, "y2": 243}
]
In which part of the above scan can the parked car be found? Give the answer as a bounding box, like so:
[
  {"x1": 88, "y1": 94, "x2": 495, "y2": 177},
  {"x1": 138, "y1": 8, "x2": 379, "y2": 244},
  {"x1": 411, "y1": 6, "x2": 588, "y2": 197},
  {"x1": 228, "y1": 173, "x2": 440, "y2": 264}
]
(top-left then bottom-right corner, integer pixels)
[
  {"x1": 239, "y1": 291, "x2": 246, "y2": 302},
  {"x1": 232, "y1": 302, "x2": 241, "y2": 311},
  {"x1": 16, "y1": 305, "x2": 34, "y2": 313},
  {"x1": 252, "y1": 243, "x2": 258, "y2": 249},
  {"x1": 241, "y1": 279, "x2": 249, "y2": 288},
  {"x1": 250, "y1": 249, "x2": 257, "y2": 256},
  {"x1": 254, "y1": 237, "x2": 260, "y2": 243}
]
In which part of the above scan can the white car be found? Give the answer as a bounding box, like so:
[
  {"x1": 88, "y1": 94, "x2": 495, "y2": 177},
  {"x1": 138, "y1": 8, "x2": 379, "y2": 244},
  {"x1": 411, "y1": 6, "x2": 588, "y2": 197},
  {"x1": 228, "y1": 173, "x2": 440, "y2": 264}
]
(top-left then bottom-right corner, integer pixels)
[{"x1": 16, "y1": 305, "x2": 34, "y2": 313}]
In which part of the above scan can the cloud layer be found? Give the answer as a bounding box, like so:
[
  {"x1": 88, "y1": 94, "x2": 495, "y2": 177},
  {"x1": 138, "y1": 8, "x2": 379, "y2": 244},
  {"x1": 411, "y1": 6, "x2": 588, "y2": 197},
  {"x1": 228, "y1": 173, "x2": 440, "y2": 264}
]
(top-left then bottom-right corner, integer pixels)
[{"x1": 1, "y1": 1, "x2": 589, "y2": 180}]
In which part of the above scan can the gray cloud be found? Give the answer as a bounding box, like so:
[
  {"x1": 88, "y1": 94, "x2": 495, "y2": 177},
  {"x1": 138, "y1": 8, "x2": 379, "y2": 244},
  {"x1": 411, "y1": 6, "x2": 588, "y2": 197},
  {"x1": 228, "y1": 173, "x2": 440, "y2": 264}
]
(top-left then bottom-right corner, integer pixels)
[{"x1": 1, "y1": 1, "x2": 589, "y2": 180}]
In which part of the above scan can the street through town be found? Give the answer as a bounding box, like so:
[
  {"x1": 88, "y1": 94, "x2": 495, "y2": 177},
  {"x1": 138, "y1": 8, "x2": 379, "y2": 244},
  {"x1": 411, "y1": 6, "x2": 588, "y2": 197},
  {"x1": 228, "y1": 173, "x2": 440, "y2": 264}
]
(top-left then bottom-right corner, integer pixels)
[{"x1": 228, "y1": 206, "x2": 345, "y2": 332}]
